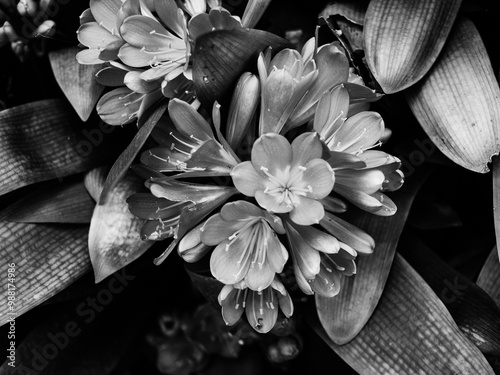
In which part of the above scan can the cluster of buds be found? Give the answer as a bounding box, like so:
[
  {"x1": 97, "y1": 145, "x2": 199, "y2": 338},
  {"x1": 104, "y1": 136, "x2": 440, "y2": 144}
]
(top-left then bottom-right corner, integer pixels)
[{"x1": 0, "y1": 0, "x2": 56, "y2": 59}]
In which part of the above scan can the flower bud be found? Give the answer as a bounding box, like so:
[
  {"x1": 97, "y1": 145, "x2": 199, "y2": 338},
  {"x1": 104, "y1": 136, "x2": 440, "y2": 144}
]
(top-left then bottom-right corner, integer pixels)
[
  {"x1": 36, "y1": 20, "x2": 55, "y2": 38},
  {"x1": 242, "y1": 0, "x2": 272, "y2": 28},
  {"x1": 178, "y1": 222, "x2": 211, "y2": 263},
  {"x1": 226, "y1": 72, "x2": 260, "y2": 150}
]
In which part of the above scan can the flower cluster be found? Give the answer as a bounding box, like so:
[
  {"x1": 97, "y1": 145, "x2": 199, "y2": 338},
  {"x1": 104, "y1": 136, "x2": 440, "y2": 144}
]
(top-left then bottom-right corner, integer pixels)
[
  {"x1": 127, "y1": 36, "x2": 403, "y2": 333},
  {"x1": 76, "y1": 0, "x2": 242, "y2": 124}
]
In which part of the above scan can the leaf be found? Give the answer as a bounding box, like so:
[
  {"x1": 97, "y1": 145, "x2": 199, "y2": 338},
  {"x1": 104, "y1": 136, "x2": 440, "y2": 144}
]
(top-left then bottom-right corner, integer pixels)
[
  {"x1": 309, "y1": 254, "x2": 495, "y2": 375},
  {"x1": 364, "y1": 0, "x2": 461, "y2": 93},
  {"x1": 406, "y1": 17, "x2": 500, "y2": 173},
  {"x1": 477, "y1": 246, "x2": 500, "y2": 307},
  {"x1": 0, "y1": 213, "x2": 90, "y2": 326},
  {"x1": 0, "y1": 99, "x2": 114, "y2": 197},
  {"x1": 315, "y1": 170, "x2": 427, "y2": 344},
  {"x1": 319, "y1": 0, "x2": 369, "y2": 25},
  {"x1": 87, "y1": 168, "x2": 154, "y2": 283},
  {"x1": 4, "y1": 179, "x2": 94, "y2": 223},
  {"x1": 98, "y1": 99, "x2": 168, "y2": 205},
  {"x1": 493, "y1": 158, "x2": 500, "y2": 259},
  {"x1": 400, "y1": 233, "x2": 500, "y2": 356},
  {"x1": 49, "y1": 47, "x2": 105, "y2": 121},
  {"x1": 241, "y1": 0, "x2": 272, "y2": 28}
]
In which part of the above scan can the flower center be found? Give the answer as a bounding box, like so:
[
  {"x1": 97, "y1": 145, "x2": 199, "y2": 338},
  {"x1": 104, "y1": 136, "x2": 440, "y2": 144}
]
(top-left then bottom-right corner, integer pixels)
[{"x1": 260, "y1": 166, "x2": 313, "y2": 208}]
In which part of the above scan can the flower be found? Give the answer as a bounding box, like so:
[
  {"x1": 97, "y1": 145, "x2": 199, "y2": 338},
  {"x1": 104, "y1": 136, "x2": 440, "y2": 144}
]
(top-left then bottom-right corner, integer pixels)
[
  {"x1": 313, "y1": 85, "x2": 404, "y2": 216},
  {"x1": 257, "y1": 37, "x2": 350, "y2": 135},
  {"x1": 231, "y1": 132, "x2": 335, "y2": 225},
  {"x1": 141, "y1": 98, "x2": 239, "y2": 174},
  {"x1": 218, "y1": 278, "x2": 293, "y2": 334},
  {"x1": 201, "y1": 200, "x2": 288, "y2": 291}
]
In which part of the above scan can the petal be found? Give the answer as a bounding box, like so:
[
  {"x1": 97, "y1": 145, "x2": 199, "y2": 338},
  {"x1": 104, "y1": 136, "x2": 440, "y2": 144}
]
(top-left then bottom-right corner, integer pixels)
[
  {"x1": 270, "y1": 49, "x2": 303, "y2": 79},
  {"x1": 370, "y1": 192, "x2": 398, "y2": 216},
  {"x1": 246, "y1": 289, "x2": 278, "y2": 333},
  {"x1": 96, "y1": 66, "x2": 128, "y2": 86},
  {"x1": 90, "y1": 0, "x2": 122, "y2": 34},
  {"x1": 333, "y1": 184, "x2": 384, "y2": 212},
  {"x1": 208, "y1": 8, "x2": 241, "y2": 31},
  {"x1": 220, "y1": 200, "x2": 264, "y2": 221},
  {"x1": 289, "y1": 222, "x2": 340, "y2": 254},
  {"x1": 300, "y1": 158, "x2": 335, "y2": 199},
  {"x1": 255, "y1": 190, "x2": 292, "y2": 213},
  {"x1": 266, "y1": 236, "x2": 288, "y2": 273},
  {"x1": 149, "y1": 181, "x2": 234, "y2": 204},
  {"x1": 276, "y1": 288, "x2": 294, "y2": 318},
  {"x1": 285, "y1": 220, "x2": 321, "y2": 279},
  {"x1": 289, "y1": 197, "x2": 325, "y2": 225},
  {"x1": 96, "y1": 87, "x2": 142, "y2": 125},
  {"x1": 154, "y1": 0, "x2": 184, "y2": 37},
  {"x1": 319, "y1": 196, "x2": 347, "y2": 213},
  {"x1": 251, "y1": 133, "x2": 292, "y2": 176},
  {"x1": 126, "y1": 193, "x2": 187, "y2": 219},
  {"x1": 201, "y1": 213, "x2": 245, "y2": 246},
  {"x1": 310, "y1": 264, "x2": 341, "y2": 298},
  {"x1": 327, "y1": 151, "x2": 366, "y2": 169},
  {"x1": 186, "y1": 140, "x2": 238, "y2": 173},
  {"x1": 382, "y1": 169, "x2": 405, "y2": 192},
  {"x1": 231, "y1": 161, "x2": 268, "y2": 197},
  {"x1": 124, "y1": 71, "x2": 160, "y2": 93},
  {"x1": 77, "y1": 22, "x2": 121, "y2": 49},
  {"x1": 314, "y1": 85, "x2": 350, "y2": 141},
  {"x1": 290, "y1": 132, "x2": 323, "y2": 167},
  {"x1": 120, "y1": 15, "x2": 185, "y2": 50},
  {"x1": 76, "y1": 49, "x2": 105, "y2": 65},
  {"x1": 335, "y1": 169, "x2": 385, "y2": 194},
  {"x1": 168, "y1": 98, "x2": 215, "y2": 141},
  {"x1": 329, "y1": 111, "x2": 384, "y2": 154},
  {"x1": 245, "y1": 261, "x2": 275, "y2": 291},
  {"x1": 219, "y1": 286, "x2": 245, "y2": 326},
  {"x1": 319, "y1": 212, "x2": 374, "y2": 254},
  {"x1": 328, "y1": 253, "x2": 356, "y2": 276},
  {"x1": 259, "y1": 69, "x2": 295, "y2": 134},
  {"x1": 210, "y1": 235, "x2": 251, "y2": 285}
]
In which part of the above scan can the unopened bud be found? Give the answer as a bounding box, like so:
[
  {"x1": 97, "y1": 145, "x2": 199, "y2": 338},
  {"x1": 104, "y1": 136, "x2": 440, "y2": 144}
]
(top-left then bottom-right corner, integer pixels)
[
  {"x1": 242, "y1": 0, "x2": 271, "y2": 28},
  {"x1": 178, "y1": 222, "x2": 211, "y2": 263},
  {"x1": 17, "y1": 0, "x2": 37, "y2": 17},
  {"x1": 36, "y1": 20, "x2": 55, "y2": 38},
  {"x1": 39, "y1": 0, "x2": 54, "y2": 12},
  {"x1": 266, "y1": 336, "x2": 301, "y2": 363},
  {"x1": 3, "y1": 21, "x2": 18, "y2": 43},
  {"x1": 226, "y1": 72, "x2": 260, "y2": 150}
]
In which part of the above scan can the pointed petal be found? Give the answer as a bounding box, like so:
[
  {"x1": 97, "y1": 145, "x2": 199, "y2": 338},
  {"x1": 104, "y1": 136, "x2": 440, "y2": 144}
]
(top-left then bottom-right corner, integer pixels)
[
  {"x1": 124, "y1": 71, "x2": 160, "y2": 93},
  {"x1": 246, "y1": 289, "x2": 278, "y2": 333},
  {"x1": 77, "y1": 22, "x2": 120, "y2": 49},
  {"x1": 285, "y1": 220, "x2": 321, "y2": 279},
  {"x1": 260, "y1": 69, "x2": 295, "y2": 134},
  {"x1": 252, "y1": 133, "x2": 292, "y2": 176},
  {"x1": 150, "y1": 181, "x2": 235, "y2": 204},
  {"x1": 311, "y1": 265, "x2": 341, "y2": 298},
  {"x1": 335, "y1": 169, "x2": 385, "y2": 194},
  {"x1": 314, "y1": 85, "x2": 350, "y2": 140},
  {"x1": 266, "y1": 238, "x2": 288, "y2": 273},
  {"x1": 333, "y1": 184, "x2": 383, "y2": 212},
  {"x1": 219, "y1": 286, "x2": 245, "y2": 325},
  {"x1": 220, "y1": 200, "x2": 264, "y2": 221},
  {"x1": 301, "y1": 158, "x2": 335, "y2": 199},
  {"x1": 319, "y1": 196, "x2": 348, "y2": 213},
  {"x1": 186, "y1": 139, "x2": 238, "y2": 173},
  {"x1": 320, "y1": 212, "x2": 374, "y2": 254},
  {"x1": 201, "y1": 213, "x2": 245, "y2": 246},
  {"x1": 126, "y1": 192, "x2": 187, "y2": 220},
  {"x1": 255, "y1": 190, "x2": 292, "y2": 213},
  {"x1": 120, "y1": 15, "x2": 185, "y2": 50},
  {"x1": 90, "y1": 0, "x2": 122, "y2": 34},
  {"x1": 245, "y1": 261, "x2": 275, "y2": 291},
  {"x1": 96, "y1": 66, "x2": 128, "y2": 86},
  {"x1": 329, "y1": 111, "x2": 384, "y2": 154},
  {"x1": 290, "y1": 223, "x2": 340, "y2": 254},
  {"x1": 96, "y1": 87, "x2": 142, "y2": 125},
  {"x1": 327, "y1": 151, "x2": 366, "y2": 169},
  {"x1": 76, "y1": 49, "x2": 105, "y2": 65},
  {"x1": 210, "y1": 236, "x2": 251, "y2": 285},
  {"x1": 154, "y1": 0, "x2": 184, "y2": 37},
  {"x1": 291, "y1": 132, "x2": 323, "y2": 167},
  {"x1": 290, "y1": 197, "x2": 325, "y2": 225},
  {"x1": 168, "y1": 98, "x2": 214, "y2": 141},
  {"x1": 231, "y1": 161, "x2": 268, "y2": 197}
]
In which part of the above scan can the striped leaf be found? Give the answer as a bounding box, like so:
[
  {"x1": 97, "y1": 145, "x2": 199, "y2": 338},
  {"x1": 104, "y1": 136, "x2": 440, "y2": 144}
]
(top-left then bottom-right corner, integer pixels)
[
  {"x1": 364, "y1": 0, "x2": 461, "y2": 93},
  {"x1": 0, "y1": 99, "x2": 112, "y2": 196},
  {"x1": 406, "y1": 17, "x2": 500, "y2": 173},
  {"x1": 310, "y1": 254, "x2": 495, "y2": 375},
  {"x1": 477, "y1": 247, "x2": 500, "y2": 307}
]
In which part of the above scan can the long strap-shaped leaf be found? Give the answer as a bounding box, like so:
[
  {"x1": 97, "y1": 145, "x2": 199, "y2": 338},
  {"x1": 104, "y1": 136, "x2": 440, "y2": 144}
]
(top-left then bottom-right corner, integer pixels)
[
  {"x1": 406, "y1": 17, "x2": 500, "y2": 173},
  {"x1": 99, "y1": 100, "x2": 168, "y2": 205},
  {"x1": 309, "y1": 254, "x2": 495, "y2": 375},
  {"x1": 315, "y1": 171, "x2": 427, "y2": 344},
  {"x1": 477, "y1": 246, "x2": 500, "y2": 307},
  {"x1": 3, "y1": 179, "x2": 94, "y2": 223},
  {"x1": 49, "y1": 47, "x2": 105, "y2": 122},
  {"x1": 0, "y1": 213, "x2": 90, "y2": 326},
  {"x1": 493, "y1": 158, "x2": 500, "y2": 261},
  {"x1": 0, "y1": 99, "x2": 111, "y2": 196}
]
